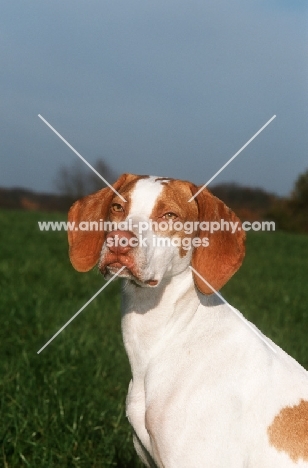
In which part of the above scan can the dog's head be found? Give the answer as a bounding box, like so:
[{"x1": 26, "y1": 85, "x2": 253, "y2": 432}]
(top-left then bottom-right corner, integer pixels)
[{"x1": 68, "y1": 173, "x2": 245, "y2": 294}]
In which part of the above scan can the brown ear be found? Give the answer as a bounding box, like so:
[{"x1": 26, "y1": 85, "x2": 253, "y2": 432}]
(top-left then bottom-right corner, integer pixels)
[
  {"x1": 191, "y1": 186, "x2": 245, "y2": 294},
  {"x1": 68, "y1": 173, "x2": 129, "y2": 272}
]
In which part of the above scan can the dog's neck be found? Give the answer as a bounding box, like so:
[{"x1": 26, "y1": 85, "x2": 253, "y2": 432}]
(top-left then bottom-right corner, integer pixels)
[{"x1": 121, "y1": 269, "x2": 220, "y2": 378}]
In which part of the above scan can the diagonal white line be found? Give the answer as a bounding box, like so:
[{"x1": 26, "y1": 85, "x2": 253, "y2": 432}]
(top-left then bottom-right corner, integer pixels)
[
  {"x1": 38, "y1": 114, "x2": 127, "y2": 202},
  {"x1": 188, "y1": 115, "x2": 276, "y2": 202},
  {"x1": 37, "y1": 267, "x2": 125, "y2": 354},
  {"x1": 190, "y1": 266, "x2": 277, "y2": 353}
]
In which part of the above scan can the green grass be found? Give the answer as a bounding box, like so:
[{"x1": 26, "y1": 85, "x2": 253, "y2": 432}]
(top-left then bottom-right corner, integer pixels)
[
  {"x1": 0, "y1": 209, "x2": 307, "y2": 467},
  {"x1": 0, "y1": 210, "x2": 142, "y2": 467},
  {"x1": 222, "y1": 230, "x2": 308, "y2": 367}
]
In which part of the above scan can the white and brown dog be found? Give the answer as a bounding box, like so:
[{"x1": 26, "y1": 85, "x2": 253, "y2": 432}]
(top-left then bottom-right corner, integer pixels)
[{"x1": 68, "y1": 173, "x2": 308, "y2": 467}]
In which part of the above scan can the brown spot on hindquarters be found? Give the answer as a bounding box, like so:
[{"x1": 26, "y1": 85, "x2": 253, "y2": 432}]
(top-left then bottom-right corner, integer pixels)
[{"x1": 267, "y1": 399, "x2": 308, "y2": 462}]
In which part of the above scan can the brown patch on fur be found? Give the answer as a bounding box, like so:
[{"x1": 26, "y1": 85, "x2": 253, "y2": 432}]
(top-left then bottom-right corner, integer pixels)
[
  {"x1": 113, "y1": 174, "x2": 149, "y2": 203},
  {"x1": 68, "y1": 173, "x2": 145, "y2": 272},
  {"x1": 107, "y1": 174, "x2": 143, "y2": 223},
  {"x1": 268, "y1": 399, "x2": 308, "y2": 462},
  {"x1": 190, "y1": 185, "x2": 245, "y2": 294},
  {"x1": 149, "y1": 179, "x2": 199, "y2": 257}
]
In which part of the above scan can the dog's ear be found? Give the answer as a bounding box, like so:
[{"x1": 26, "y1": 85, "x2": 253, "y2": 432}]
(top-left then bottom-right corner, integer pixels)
[
  {"x1": 68, "y1": 173, "x2": 129, "y2": 272},
  {"x1": 190, "y1": 186, "x2": 245, "y2": 295}
]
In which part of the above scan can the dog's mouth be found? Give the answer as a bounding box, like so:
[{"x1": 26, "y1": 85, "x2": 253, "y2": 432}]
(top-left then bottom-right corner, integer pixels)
[
  {"x1": 100, "y1": 261, "x2": 159, "y2": 287},
  {"x1": 101, "y1": 261, "x2": 131, "y2": 277}
]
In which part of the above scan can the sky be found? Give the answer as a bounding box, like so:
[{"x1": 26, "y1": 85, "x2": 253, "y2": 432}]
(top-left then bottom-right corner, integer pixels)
[{"x1": 1, "y1": 0, "x2": 307, "y2": 197}]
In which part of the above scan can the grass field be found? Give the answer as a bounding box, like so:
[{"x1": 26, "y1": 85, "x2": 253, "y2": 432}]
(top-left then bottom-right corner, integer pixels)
[{"x1": 0, "y1": 209, "x2": 308, "y2": 467}]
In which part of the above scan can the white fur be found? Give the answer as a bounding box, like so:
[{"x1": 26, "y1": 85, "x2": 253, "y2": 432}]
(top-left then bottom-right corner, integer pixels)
[
  {"x1": 129, "y1": 176, "x2": 164, "y2": 219},
  {"x1": 100, "y1": 178, "x2": 308, "y2": 468}
]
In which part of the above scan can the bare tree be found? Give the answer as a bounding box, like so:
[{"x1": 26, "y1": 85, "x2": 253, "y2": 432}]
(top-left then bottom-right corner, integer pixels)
[
  {"x1": 54, "y1": 159, "x2": 118, "y2": 199},
  {"x1": 268, "y1": 167, "x2": 308, "y2": 233},
  {"x1": 291, "y1": 168, "x2": 308, "y2": 209}
]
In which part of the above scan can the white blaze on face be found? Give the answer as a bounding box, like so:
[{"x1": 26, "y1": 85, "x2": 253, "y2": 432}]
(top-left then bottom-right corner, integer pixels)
[
  {"x1": 128, "y1": 177, "x2": 165, "y2": 219},
  {"x1": 125, "y1": 176, "x2": 191, "y2": 283}
]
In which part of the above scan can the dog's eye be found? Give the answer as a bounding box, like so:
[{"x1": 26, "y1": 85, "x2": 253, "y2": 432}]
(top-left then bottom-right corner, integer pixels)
[
  {"x1": 163, "y1": 212, "x2": 178, "y2": 220},
  {"x1": 111, "y1": 203, "x2": 124, "y2": 213}
]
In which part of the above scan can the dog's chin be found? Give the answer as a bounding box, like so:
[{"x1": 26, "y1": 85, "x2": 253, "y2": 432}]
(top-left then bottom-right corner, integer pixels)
[{"x1": 102, "y1": 263, "x2": 159, "y2": 288}]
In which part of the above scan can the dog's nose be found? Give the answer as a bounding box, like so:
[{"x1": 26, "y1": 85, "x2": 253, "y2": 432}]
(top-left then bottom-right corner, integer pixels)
[{"x1": 106, "y1": 230, "x2": 138, "y2": 254}]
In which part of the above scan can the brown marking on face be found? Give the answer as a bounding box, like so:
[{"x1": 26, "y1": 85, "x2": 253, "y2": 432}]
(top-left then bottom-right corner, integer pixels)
[
  {"x1": 267, "y1": 399, "x2": 308, "y2": 462},
  {"x1": 108, "y1": 174, "x2": 148, "y2": 223},
  {"x1": 150, "y1": 179, "x2": 199, "y2": 257},
  {"x1": 68, "y1": 173, "x2": 147, "y2": 272},
  {"x1": 69, "y1": 174, "x2": 245, "y2": 291},
  {"x1": 97, "y1": 174, "x2": 155, "y2": 279}
]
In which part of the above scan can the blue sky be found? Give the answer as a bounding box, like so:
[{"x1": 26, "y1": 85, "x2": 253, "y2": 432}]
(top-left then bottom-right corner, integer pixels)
[{"x1": 1, "y1": 0, "x2": 307, "y2": 196}]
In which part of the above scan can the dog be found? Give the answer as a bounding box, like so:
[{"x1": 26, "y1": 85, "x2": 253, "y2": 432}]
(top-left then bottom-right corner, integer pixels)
[{"x1": 68, "y1": 173, "x2": 308, "y2": 467}]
